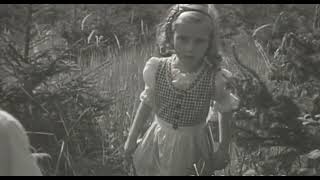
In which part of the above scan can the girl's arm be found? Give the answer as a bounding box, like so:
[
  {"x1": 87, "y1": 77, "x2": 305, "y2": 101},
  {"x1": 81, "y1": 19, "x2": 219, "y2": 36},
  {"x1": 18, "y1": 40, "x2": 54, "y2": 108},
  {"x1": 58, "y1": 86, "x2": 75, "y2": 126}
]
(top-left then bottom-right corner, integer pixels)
[
  {"x1": 214, "y1": 69, "x2": 237, "y2": 150},
  {"x1": 210, "y1": 109, "x2": 232, "y2": 170},
  {"x1": 211, "y1": 69, "x2": 239, "y2": 169},
  {"x1": 124, "y1": 57, "x2": 160, "y2": 156},
  {"x1": 217, "y1": 111, "x2": 232, "y2": 150},
  {"x1": 124, "y1": 102, "x2": 152, "y2": 156}
]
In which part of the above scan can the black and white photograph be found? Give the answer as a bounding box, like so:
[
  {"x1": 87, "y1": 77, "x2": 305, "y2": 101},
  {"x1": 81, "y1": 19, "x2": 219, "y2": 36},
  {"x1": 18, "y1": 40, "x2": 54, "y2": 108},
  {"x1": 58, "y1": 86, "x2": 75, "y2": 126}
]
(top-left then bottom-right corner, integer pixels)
[{"x1": 0, "y1": 4, "x2": 320, "y2": 176}]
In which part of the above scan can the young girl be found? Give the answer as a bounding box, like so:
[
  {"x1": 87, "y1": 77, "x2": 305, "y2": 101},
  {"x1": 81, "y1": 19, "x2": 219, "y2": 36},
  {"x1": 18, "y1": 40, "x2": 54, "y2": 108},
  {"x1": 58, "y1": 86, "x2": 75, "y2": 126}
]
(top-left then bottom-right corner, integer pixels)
[
  {"x1": 0, "y1": 109, "x2": 42, "y2": 176},
  {"x1": 124, "y1": 4, "x2": 238, "y2": 176}
]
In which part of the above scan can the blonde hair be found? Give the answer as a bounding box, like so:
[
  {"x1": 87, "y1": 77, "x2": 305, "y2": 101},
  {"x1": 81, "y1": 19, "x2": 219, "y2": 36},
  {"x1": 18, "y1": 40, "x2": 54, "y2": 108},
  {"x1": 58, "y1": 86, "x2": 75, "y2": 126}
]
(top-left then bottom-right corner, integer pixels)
[{"x1": 156, "y1": 4, "x2": 222, "y2": 69}]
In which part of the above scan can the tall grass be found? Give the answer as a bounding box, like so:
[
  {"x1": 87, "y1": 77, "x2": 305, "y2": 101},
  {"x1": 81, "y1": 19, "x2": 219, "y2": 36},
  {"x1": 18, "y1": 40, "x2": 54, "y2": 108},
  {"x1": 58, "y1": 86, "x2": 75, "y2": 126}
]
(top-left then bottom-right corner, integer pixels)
[
  {"x1": 72, "y1": 42, "x2": 156, "y2": 175},
  {"x1": 94, "y1": 43, "x2": 156, "y2": 132}
]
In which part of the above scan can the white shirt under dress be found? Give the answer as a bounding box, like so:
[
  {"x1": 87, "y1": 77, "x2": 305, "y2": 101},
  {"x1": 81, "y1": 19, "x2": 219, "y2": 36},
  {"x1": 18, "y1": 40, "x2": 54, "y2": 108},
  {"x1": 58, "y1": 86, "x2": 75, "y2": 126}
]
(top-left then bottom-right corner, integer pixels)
[
  {"x1": 132, "y1": 55, "x2": 239, "y2": 176},
  {"x1": 0, "y1": 110, "x2": 42, "y2": 176}
]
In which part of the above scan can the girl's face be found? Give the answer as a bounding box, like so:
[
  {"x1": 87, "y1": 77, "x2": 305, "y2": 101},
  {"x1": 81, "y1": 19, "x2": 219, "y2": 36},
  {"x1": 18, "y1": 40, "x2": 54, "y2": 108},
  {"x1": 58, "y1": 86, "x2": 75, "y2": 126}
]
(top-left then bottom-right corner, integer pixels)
[{"x1": 173, "y1": 22, "x2": 211, "y2": 67}]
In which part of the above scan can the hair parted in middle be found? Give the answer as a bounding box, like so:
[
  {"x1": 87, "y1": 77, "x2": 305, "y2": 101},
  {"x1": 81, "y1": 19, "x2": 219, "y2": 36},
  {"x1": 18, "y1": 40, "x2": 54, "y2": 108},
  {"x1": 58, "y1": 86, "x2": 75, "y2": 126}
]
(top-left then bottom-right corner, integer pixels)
[{"x1": 156, "y1": 4, "x2": 222, "y2": 70}]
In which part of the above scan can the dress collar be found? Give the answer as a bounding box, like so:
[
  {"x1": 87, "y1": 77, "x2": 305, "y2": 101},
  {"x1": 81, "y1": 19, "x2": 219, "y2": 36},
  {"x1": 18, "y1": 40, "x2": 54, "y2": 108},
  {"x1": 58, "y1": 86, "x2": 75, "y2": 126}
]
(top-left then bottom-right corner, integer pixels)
[{"x1": 170, "y1": 54, "x2": 205, "y2": 76}]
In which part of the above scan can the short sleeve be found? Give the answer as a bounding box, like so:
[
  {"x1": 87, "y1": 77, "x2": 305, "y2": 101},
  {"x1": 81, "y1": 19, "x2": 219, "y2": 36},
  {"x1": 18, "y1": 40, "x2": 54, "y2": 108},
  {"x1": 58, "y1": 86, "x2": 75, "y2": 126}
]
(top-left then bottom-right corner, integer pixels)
[
  {"x1": 0, "y1": 111, "x2": 42, "y2": 176},
  {"x1": 213, "y1": 69, "x2": 239, "y2": 113},
  {"x1": 139, "y1": 57, "x2": 162, "y2": 107}
]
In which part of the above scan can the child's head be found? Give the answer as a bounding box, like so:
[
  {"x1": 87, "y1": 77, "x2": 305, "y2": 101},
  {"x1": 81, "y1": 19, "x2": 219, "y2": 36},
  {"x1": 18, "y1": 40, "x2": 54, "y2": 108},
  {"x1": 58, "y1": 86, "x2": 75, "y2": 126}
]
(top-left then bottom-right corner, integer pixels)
[{"x1": 157, "y1": 4, "x2": 222, "y2": 69}]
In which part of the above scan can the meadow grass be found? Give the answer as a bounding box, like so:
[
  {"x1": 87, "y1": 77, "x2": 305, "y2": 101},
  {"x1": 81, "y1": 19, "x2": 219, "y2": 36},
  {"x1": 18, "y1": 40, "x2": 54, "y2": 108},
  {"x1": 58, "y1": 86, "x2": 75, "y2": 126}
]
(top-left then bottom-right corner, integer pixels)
[{"x1": 68, "y1": 43, "x2": 156, "y2": 175}]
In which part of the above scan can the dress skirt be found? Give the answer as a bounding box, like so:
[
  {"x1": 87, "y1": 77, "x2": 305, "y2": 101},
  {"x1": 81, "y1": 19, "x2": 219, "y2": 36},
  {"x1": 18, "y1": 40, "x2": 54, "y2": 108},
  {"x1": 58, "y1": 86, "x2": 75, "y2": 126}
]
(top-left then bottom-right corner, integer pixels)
[{"x1": 133, "y1": 115, "x2": 214, "y2": 176}]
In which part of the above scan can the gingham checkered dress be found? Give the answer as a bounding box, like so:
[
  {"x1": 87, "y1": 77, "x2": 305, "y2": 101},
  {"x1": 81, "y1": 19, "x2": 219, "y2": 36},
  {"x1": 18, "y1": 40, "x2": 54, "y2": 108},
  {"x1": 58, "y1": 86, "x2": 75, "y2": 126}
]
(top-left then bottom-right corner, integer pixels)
[
  {"x1": 133, "y1": 55, "x2": 237, "y2": 176},
  {"x1": 154, "y1": 56, "x2": 216, "y2": 129}
]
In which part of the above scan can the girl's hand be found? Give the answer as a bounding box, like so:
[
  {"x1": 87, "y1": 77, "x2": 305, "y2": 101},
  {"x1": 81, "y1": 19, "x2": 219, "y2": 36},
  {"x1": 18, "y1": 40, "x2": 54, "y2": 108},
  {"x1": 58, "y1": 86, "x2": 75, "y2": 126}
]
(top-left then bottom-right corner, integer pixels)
[
  {"x1": 212, "y1": 146, "x2": 230, "y2": 170},
  {"x1": 124, "y1": 138, "x2": 138, "y2": 158}
]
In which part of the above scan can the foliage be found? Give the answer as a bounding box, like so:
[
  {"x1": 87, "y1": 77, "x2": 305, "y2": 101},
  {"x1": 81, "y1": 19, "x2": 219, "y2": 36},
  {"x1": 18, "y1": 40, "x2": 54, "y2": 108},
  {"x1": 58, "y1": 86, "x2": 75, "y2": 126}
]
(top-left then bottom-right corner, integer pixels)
[
  {"x1": 225, "y1": 4, "x2": 320, "y2": 175},
  {"x1": 0, "y1": 4, "x2": 113, "y2": 176}
]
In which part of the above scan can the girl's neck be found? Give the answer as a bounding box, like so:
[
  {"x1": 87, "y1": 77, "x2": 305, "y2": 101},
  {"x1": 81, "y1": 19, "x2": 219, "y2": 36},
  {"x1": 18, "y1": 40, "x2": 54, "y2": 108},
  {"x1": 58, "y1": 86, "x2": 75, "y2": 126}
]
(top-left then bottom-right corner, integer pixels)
[{"x1": 174, "y1": 56, "x2": 203, "y2": 73}]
